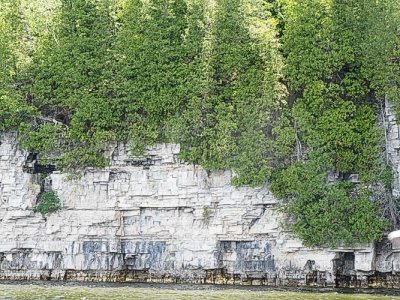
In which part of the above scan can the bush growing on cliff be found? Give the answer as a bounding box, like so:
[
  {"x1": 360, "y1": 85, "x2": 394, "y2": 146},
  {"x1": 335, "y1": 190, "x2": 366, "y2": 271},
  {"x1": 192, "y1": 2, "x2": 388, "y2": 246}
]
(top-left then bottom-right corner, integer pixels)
[
  {"x1": 34, "y1": 191, "x2": 61, "y2": 215},
  {"x1": 271, "y1": 157, "x2": 389, "y2": 247}
]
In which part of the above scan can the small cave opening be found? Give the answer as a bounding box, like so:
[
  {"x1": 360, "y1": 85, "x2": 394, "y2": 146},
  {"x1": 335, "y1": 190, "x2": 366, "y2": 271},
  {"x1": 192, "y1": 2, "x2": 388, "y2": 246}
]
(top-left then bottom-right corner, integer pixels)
[{"x1": 23, "y1": 152, "x2": 56, "y2": 175}]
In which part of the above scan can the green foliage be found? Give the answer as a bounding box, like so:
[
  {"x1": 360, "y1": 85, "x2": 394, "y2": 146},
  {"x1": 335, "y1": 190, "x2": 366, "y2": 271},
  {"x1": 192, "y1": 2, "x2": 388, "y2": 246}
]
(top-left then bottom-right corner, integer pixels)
[
  {"x1": 177, "y1": 0, "x2": 283, "y2": 186},
  {"x1": 357, "y1": 0, "x2": 400, "y2": 114},
  {"x1": 0, "y1": 0, "x2": 398, "y2": 247},
  {"x1": 7, "y1": 0, "x2": 283, "y2": 185},
  {"x1": 18, "y1": 0, "x2": 117, "y2": 170},
  {"x1": 34, "y1": 190, "x2": 61, "y2": 214},
  {"x1": 310, "y1": 101, "x2": 381, "y2": 178},
  {"x1": 113, "y1": 0, "x2": 196, "y2": 148},
  {"x1": 271, "y1": 158, "x2": 388, "y2": 247},
  {"x1": 0, "y1": 0, "x2": 35, "y2": 131},
  {"x1": 202, "y1": 205, "x2": 211, "y2": 221},
  {"x1": 270, "y1": 0, "x2": 396, "y2": 247}
]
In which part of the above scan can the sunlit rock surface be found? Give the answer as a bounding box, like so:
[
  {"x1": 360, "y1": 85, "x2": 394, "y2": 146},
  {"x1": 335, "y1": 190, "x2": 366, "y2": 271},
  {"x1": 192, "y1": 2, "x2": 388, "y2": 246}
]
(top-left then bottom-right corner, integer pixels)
[{"x1": 0, "y1": 131, "x2": 399, "y2": 287}]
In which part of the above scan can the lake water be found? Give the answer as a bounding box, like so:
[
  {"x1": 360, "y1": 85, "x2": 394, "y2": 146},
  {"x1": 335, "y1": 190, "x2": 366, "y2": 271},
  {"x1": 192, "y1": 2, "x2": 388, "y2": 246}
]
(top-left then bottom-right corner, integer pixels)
[{"x1": 0, "y1": 283, "x2": 399, "y2": 300}]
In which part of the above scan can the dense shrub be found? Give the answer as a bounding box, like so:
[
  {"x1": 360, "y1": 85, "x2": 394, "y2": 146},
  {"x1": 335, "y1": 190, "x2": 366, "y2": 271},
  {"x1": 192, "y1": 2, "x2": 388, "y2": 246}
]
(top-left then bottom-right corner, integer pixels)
[{"x1": 34, "y1": 191, "x2": 61, "y2": 215}]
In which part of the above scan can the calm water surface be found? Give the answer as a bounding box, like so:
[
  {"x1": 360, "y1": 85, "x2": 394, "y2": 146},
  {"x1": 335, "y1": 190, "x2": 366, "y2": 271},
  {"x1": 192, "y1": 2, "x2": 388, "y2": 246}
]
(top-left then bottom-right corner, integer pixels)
[{"x1": 0, "y1": 283, "x2": 399, "y2": 300}]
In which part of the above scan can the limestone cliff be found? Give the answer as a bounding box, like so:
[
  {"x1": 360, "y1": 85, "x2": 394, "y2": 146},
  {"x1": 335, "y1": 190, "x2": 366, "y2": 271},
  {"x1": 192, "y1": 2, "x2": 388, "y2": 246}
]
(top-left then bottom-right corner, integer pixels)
[{"x1": 0, "y1": 131, "x2": 399, "y2": 287}]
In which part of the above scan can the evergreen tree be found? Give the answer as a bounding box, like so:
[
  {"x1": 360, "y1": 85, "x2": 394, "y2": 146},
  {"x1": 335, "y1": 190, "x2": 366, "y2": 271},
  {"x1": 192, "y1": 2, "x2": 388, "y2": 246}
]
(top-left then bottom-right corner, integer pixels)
[
  {"x1": 0, "y1": 0, "x2": 34, "y2": 131},
  {"x1": 114, "y1": 0, "x2": 195, "y2": 151},
  {"x1": 270, "y1": 0, "x2": 394, "y2": 247},
  {"x1": 20, "y1": 0, "x2": 116, "y2": 170},
  {"x1": 179, "y1": 0, "x2": 283, "y2": 186}
]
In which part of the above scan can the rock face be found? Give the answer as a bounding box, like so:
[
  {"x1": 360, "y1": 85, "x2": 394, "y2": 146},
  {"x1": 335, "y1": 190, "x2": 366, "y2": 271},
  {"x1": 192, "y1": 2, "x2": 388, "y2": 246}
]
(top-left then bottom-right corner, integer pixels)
[{"x1": 0, "y1": 131, "x2": 399, "y2": 287}]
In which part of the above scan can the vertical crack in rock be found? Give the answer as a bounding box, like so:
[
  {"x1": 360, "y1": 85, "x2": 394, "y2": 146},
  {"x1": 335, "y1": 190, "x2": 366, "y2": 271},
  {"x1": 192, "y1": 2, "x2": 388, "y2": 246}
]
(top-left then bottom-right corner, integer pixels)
[{"x1": 22, "y1": 152, "x2": 57, "y2": 207}]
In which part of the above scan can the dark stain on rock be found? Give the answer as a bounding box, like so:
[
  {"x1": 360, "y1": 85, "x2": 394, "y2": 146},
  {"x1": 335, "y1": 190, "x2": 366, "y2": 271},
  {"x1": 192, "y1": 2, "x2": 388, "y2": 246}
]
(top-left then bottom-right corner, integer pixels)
[
  {"x1": 217, "y1": 241, "x2": 275, "y2": 277},
  {"x1": 121, "y1": 241, "x2": 167, "y2": 270},
  {"x1": 333, "y1": 252, "x2": 355, "y2": 287}
]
